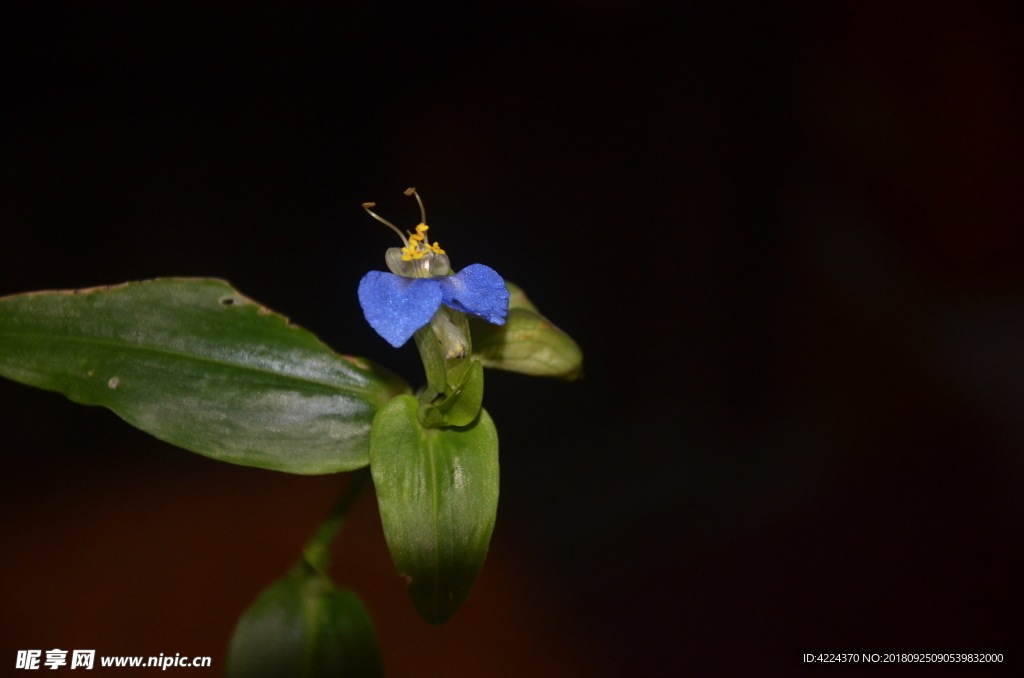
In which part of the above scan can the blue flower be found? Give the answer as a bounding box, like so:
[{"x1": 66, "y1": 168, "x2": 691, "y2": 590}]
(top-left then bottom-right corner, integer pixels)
[
  {"x1": 357, "y1": 191, "x2": 510, "y2": 348},
  {"x1": 359, "y1": 264, "x2": 508, "y2": 347}
]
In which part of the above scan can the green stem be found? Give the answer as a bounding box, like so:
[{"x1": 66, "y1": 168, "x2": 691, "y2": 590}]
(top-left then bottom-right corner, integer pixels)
[
  {"x1": 300, "y1": 467, "x2": 372, "y2": 575},
  {"x1": 414, "y1": 307, "x2": 473, "y2": 400}
]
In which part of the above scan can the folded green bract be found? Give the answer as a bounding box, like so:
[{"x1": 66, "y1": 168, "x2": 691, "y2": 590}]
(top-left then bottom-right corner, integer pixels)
[{"x1": 369, "y1": 395, "x2": 500, "y2": 626}]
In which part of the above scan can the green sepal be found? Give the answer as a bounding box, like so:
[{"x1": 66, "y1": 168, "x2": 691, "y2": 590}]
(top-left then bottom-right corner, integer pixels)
[
  {"x1": 225, "y1": 564, "x2": 383, "y2": 678},
  {"x1": 418, "y1": 359, "x2": 484, "y2": 428},
  {"x1": 469, "y1": 281, "x2": 582, "y2": 380},
  {"x1": 369, "y1": 394, "x2": 499, "y2": 626},
  {"x1": 0, "y1": 278, "x2": 410, "y2": 474}
]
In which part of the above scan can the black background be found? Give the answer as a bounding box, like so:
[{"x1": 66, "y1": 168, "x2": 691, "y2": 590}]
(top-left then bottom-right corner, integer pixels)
[{"x1": 2, "y1": 3, "x2": 1023, "y2": 675}]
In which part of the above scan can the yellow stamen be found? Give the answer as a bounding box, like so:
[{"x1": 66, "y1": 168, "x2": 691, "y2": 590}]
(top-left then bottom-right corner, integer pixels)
[
  {"x1": 400, "y1": 222, "x2": 444, "y2": 260},
  {"x1": 367, "y1": 190, "x2": 444, "y2": 261}
]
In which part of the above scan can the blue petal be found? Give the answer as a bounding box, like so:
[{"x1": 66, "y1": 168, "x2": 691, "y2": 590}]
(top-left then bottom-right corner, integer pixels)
[
  {"x1": 358, "y1": 271, "x2": 443, "y2": 347},
  {"x1": 438, "y1": 264, "x2": 510, "y2": 325}
]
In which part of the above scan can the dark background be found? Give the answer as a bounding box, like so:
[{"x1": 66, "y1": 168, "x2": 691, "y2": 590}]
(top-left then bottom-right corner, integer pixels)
[{"x1": 2, "y1": 2, "x2": 1023, "y2": 675}]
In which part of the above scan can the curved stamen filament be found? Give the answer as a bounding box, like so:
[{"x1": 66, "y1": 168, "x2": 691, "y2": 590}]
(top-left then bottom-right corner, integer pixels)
[
  {"x1": 404, "y1": 187, "x2": 427, "y2": 225},
  {"x1": 362, "y1": 202, "x2": 409, "y2": 247}
]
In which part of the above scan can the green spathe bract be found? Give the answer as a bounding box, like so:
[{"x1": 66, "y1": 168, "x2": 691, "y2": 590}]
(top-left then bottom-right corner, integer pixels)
[
  {"x1": 469, "y1": 282, "x2": 583, "y2": 381},
  {"x1": 0, "y1": 278, "x2": 409, "y2": 474},
  {"x1": 369, "y1": 394, "x2": 499, "y2": 626},
  {"x1": 225, "y1": 565, "x2": 384, "y2": 678}
]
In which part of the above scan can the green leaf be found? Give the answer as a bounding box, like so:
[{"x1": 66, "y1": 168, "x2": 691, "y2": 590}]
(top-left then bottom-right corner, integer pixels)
[
  {"x1": 0, "y1": 278, "x2": 409, "y2": 474},
  {"x1": 469, "y1": 282, "x2": 583, "y2": 380},
  {"x1": 225, "y1": 568, "x2": 383, "y2": 678},
  {"x1": 369, "y1": 394, "x2": 499, "y2": 626}
]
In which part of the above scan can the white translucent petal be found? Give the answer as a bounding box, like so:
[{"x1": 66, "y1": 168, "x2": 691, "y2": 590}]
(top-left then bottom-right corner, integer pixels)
[
  {"x1": 385, "y1": 248, "x2": 416, "y2": 276},
  {"x1": 429, "y1": 252, "x2": 451, "y2": 276}
]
